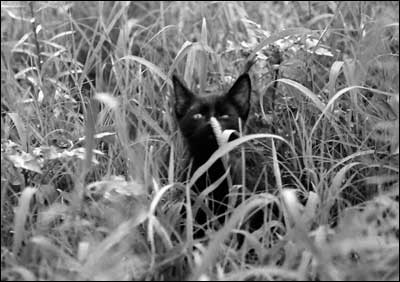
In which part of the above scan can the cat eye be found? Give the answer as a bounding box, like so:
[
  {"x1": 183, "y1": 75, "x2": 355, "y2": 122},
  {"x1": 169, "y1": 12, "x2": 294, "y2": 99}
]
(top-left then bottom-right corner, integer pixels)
[
  {"x1": 220, "y1": 114, "x2": 230, "y2": 119},
  {"x1": 193, "y1": 113, "x2": 203, "y2": 119}
]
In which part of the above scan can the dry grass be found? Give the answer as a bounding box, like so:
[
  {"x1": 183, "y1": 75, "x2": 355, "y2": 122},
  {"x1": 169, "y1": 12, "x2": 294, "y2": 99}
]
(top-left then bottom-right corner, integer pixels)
[{"x1": 1, "y1": 1, "x2": 399, "y2": 281}]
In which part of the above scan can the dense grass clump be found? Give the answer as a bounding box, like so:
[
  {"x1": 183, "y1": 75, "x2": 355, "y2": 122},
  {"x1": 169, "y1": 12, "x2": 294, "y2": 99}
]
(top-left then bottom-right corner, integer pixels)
[{"x1": 1, "y1": 1, "x2": 398, "y2": 281}]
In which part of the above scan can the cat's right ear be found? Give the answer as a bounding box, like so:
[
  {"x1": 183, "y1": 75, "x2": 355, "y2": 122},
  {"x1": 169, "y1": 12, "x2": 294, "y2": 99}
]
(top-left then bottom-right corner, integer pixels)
[{"x1": 172, "y1": 75, "x2": 195, "y2": 119}]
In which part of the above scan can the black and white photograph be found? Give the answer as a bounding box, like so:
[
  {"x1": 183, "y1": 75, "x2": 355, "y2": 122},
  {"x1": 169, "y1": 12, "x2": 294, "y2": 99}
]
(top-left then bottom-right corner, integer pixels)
[{"x1": 1, "y1": 1, "x2": 399, "y2": 280}]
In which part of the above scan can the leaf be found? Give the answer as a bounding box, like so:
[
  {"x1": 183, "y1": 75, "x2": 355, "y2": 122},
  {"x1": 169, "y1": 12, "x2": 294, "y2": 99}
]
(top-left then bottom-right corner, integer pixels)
[
  {"x1": 199, "y1": 17, "x2": 209, "y2": 93},
  {"x1": 184, "y1": 45, "x2": 197, "y2": 88},
  {"x1": 167, "y1": 41, "x2": 193, "y2": 77},
  {"x1": 200, "y1": 17, "x2": 208, "y2": 47},
  {"x1": 49, "y1": 30, "x2": 76, "y2": 42},
  {"x1": 248, "y1": 28, "x2": 312, "y2": 62},
  {"x1": 261, "y1": 78, "x2": 326, "y2": 122},
  {"x1": 2, "y1": 6, "x2": 33, "y2": 22},
  {"x1": 311, "y1": 86, "x2": 398, "y2": 138},
  {"x1": 116, "y1": 18, "x2": 140, "y2": 57},
  {"x1": 86, "y1": 176, "x2": 146, "y2": 198},
  {"x1": 331, "y1": 162, "x2": 361, "y2": 193},
  {"x1": 7, "y1": 152, "x2": 42, "y2": 174},
  {"x1": 81, "y1": 216, "x2": 147, "y2": 279},
  {"x1": 31, "y1": 236, "x2": 79, "y2": 269},
  {"x1": 328, "y1": 61, "x2": 344, "y2": 98},
  {"x1": 7, "y1": 113, "x2": 28, "y2": 151},
  {"x1": 38, "y1": 203, "x2": 69, "y2": 227},
  {"x1": 188, "y1": 133, "x2": 290, "y2": 190},
  {"x1": 14, "y1": 67, "x2": 38, "y2": 80},
  {"x1": 303, "y1": 192, "x2": 320, "y2": 225},
  {"x1": 94, "y1": 92, "x2": 119, "y2": 110},
  {"x1": 271, "y1": 138, "x2": 282, "y2": 191},
  {"x1": 117, "y1": 55, "x2": 170, "y2": 86},
  {"x1": 12, "y1": 32, "x2": 32, "y2": 50},
  {"x1": 13, "y1": 187, "x2": 37, "y2": 255},
  {"x1": 190, "y1": 194, "x2": 278, "y2": 280},
  {"x1": 167, "y1": 41, "x2": 213, "y2": 83}
]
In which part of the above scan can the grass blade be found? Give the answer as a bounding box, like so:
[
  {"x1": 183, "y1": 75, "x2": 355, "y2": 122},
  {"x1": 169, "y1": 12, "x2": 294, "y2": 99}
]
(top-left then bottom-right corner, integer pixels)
[{"x1": 12, "y1": 187, "x2": 36, "y2": 255}]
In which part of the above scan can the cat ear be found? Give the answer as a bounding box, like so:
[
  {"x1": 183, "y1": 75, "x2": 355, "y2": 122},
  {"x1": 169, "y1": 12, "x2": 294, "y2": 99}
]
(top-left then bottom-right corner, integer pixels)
[
  {"x1": 172, "y1": 75, "x2": 195, "y2": 119},
  {"x1": 226, "y1": 73, "x2": 251, "y2": 120}
]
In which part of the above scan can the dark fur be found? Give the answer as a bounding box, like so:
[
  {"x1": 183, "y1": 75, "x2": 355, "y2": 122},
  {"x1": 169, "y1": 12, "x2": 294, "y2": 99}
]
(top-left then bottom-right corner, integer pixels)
[{"x1": 172, "y1": 74, "x2": 251, "y2": 236}]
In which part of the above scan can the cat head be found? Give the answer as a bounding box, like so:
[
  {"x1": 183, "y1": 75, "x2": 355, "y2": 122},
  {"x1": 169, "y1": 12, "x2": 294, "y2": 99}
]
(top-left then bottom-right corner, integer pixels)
[{"x1": 172, "y1": 74, "x2": 251, "y2": 158}]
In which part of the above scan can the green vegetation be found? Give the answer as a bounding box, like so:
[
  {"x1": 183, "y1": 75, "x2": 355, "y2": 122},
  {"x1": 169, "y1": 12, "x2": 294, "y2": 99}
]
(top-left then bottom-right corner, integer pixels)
[{"x1": 1, "y1": 1, "x2": 398, "y2": 280}]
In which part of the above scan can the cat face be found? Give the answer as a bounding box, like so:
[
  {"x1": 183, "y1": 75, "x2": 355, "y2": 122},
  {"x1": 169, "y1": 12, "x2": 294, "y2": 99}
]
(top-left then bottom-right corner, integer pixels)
[{"x1": 172, "y1": 74, "x2": 251, "y2": 159}]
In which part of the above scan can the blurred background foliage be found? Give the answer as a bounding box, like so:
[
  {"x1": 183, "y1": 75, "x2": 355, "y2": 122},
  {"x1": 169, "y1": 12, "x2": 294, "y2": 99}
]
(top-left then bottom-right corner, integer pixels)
[{"x1": 1, "y1": 1, "x2": 398, "y2": 281}]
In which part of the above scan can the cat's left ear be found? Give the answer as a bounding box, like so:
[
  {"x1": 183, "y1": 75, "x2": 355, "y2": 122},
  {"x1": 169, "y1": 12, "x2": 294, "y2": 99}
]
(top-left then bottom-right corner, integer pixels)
[{"x1": 226, "y1": 73, "x2": 251, "y2": 120}]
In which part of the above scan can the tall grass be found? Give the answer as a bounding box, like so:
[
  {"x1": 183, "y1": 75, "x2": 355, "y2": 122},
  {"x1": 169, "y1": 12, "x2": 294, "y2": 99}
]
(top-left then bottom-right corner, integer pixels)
[{"x1": 1, "y1": 1, "x2": 398, "y2": 281}]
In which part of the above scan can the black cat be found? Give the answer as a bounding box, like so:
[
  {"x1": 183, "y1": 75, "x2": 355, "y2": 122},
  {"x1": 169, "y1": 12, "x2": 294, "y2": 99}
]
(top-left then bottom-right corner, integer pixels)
[{"x1": 172, "y1": 73, "x2": 251, "y2": 237}]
